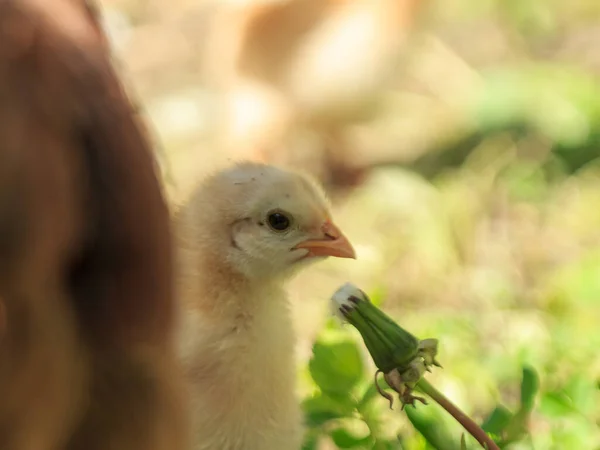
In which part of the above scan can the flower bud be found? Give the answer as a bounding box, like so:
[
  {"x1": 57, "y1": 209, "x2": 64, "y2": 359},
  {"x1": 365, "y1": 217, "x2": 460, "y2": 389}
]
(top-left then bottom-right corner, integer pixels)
[
  {"x1": 331, "y1": 283, "x2": 442, "y2": 409},
  {"x1": 331, "y1": 283, "x2": 420, "y2": 373}
]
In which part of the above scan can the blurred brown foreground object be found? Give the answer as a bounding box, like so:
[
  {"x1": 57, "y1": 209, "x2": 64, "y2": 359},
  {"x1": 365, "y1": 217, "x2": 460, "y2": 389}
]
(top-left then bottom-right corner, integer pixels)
[{"x1": 0, "y1": 1, "x2": 188, "y2": 449}]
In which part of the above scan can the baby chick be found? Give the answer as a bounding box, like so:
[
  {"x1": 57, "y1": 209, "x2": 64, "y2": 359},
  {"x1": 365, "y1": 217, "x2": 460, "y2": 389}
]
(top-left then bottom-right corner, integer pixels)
[{"x1": 175, "y1": 162, "x2": 355, "y2": 450}]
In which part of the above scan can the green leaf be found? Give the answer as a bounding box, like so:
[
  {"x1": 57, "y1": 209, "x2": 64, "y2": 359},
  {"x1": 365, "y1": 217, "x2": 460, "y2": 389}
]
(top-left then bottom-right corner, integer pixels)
[
  {"x1": 302, "y1": 393, "x2": 356, "y2": 428},
  {"x1": 563, "y1": 374, "x2": 598, "y2": 414},
  {"x1": 501, "y1": 368, "x2": 540, "y2": 445},
  {"x1": 520, "y1": 365, "x2": 540, "y2": 413},
  {"x1": 301, "y1": 430, "x2": 320, "y2": 450},
  {"x1": 309, "y1": 336, "x2": 364, "y2": 396},
  {"x1": 405, "y1": 404, "x2": 461, "y2": 450},
  {"x1": 329, "y1": 426, "x2": 372, "y2": 449},
  {"x1": 481, "y1": 405, "x2": 513, "y2": 435},
  {"x1": 539, "y1": 391, "x2": 579, "y2": 418},
  {"x1": 371, "y1": 440, "x2": 399, "y2": 450}
]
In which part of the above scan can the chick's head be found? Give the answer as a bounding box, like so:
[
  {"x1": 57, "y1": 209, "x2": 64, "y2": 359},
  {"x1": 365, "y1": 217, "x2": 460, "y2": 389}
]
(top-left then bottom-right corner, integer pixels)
[{"x1": 194, "y1": 162, "x2": 355, "y2": 281}]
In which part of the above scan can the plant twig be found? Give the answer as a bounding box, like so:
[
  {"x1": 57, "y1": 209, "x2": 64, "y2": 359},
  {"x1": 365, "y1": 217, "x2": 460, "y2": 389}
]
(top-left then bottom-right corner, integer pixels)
[
  {"x1": 416, "y1": 378, "x2": 500, "y2": 450},
  {"x1": 330, "y1": 283, "x2": 500, "y2": 450}
]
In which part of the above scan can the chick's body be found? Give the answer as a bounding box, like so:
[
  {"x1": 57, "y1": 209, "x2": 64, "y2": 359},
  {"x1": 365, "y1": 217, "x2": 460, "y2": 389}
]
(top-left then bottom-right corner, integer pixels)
[{"x1": 176, "y1": 163, "x2": 354, "y2": 450}]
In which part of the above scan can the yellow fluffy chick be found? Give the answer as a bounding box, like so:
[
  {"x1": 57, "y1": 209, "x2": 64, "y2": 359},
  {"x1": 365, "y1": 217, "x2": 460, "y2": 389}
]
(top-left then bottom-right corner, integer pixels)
[{"x1": 175, "y1": 162, "x2": 355, "y2": 450}]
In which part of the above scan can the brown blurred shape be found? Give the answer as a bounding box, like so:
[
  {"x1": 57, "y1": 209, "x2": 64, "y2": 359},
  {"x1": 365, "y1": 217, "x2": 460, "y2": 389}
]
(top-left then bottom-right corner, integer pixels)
[
  {"x1": 0, "y1": 1, "x2": 188, "y2": 449},
  {"x1": 203, "y1": 0, "x2": 425, "y2": 189}
]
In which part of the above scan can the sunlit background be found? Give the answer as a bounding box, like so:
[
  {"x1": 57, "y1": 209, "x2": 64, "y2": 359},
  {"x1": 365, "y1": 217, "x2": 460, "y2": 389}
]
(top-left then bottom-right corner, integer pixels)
[{"x1": 97, "y1": 0, "x2": 600, "y2": 448}]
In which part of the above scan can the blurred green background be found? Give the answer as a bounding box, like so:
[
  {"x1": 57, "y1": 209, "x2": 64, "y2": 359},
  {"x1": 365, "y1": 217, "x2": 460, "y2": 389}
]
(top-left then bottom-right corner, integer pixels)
[{"x1": 98, "y1": 0, "x2": 600, "y2": 447}]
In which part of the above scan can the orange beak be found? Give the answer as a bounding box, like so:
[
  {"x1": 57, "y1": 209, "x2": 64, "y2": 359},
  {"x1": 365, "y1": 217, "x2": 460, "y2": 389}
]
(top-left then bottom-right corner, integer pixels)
[{"x1": 294, "y1": 221, "x2": 356, "y2": 259}]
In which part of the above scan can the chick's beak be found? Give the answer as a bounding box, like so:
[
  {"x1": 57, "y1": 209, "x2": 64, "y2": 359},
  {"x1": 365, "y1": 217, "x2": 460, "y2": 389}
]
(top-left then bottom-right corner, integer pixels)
[{"x1": 294, "y1": 221, "x2": 356, "y2": 259}]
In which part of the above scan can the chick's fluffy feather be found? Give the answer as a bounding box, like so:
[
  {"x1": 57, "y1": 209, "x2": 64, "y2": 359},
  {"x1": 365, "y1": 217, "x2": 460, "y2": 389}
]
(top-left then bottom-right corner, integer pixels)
[{"x1": 176, "y1": 162, "x2": 336, "y2": 450}]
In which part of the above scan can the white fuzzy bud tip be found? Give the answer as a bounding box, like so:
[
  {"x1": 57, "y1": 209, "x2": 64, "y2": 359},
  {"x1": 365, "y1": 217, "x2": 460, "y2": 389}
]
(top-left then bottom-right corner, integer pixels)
[{"x1": 330, "y1": 282, "x2": 367, "y2": 320}]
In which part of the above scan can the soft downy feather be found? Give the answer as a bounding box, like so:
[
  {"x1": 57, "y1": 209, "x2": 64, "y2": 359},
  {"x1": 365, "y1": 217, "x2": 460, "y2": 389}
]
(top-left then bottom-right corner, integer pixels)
[{"x1": 175, "y1": 162, "x2": 355, "y2": 450}]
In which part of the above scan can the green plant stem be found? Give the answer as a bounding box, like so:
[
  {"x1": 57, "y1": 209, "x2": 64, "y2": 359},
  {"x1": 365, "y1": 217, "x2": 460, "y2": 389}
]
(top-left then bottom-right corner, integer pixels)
[{"x1": 416, "y1": 379, "x2": 500, "y2": 450}]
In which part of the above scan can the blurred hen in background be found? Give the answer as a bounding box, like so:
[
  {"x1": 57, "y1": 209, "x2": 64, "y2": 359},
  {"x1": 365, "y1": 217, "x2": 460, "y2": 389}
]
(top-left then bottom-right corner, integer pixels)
[
  {"x1": 96, "y1": 0, "x2": 426, "y2": 196},
  {"x1": 202, "y1": 0, "x2": 424, "y2": 189}
]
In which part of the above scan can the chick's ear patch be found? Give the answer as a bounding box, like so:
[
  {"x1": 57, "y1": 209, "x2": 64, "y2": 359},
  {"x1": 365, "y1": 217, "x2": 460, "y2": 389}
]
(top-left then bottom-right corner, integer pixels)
[{"x1": 229, "y1": 218, "x2": 253, "y2": 250}]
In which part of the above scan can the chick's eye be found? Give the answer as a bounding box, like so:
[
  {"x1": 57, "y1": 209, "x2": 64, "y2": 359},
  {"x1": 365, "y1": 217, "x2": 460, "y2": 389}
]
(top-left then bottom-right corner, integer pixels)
[{"x1": 267, "y1": 211, "x2": 291, "y2": 231}]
